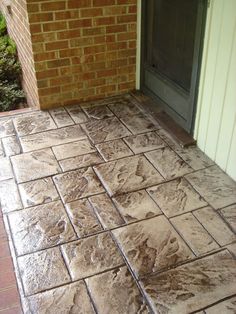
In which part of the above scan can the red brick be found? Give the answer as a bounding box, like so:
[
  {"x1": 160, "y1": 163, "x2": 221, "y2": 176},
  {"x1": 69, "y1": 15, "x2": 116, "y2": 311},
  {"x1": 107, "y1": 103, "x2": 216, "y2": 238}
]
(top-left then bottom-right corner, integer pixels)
[
  {"x1": 29, "y1": 12, "x2": 53, "y2": 23},
  {"x1": 93, "y1": 0, "x2": 115, "y2": 5},
  {"x1": 0, "y1": 257, "x2": 14, "y2": 274},
  {"x1": 36, "y1": 69, "x2": 59, "y2": 80},
  {"x1": 47, "y1": 58, "x2": 70, "y2": 68},
  {"x1": 0, "y1": 271, "x2": 16, "y2": 290},
  {"x1": 69, "y1": 19, "x2": 92, "y2": 29},
  {"x1": 43, "y1": 21, "x2": 67, "y2": 32},
  {"x1": 0, "y1": 242, "x2": 10, "y2": 259},
  {"x1": 0, "y1": 0, "x2": 137, "y2": 109},
  {"x1": 0, "y1": 287, "x2": 20, "y2": 310},
  {"x1": 97, "y1": 68, "x2": 117, "y2": 78},
  {"x1": 80, "y1": 8, "x2": 103, "y2": 18},
  {"x1": 0, "y1": 306, "x2": 22, "y2": 314},
  {"x1": 106, "y1": 24, "x2": 127, "y2": 34},
  {"x1": 94, "y1": 16, "x2": 115, "y2": 26},
  {"x1": 45, "y1": 41, "x2": 69, "y2": 51},
  {"x1": 41, "y1": 1, "x2": 66, "y2": 11},
  {"x1": 68, "y1": 0, "x2": 91, "y2": 9}
]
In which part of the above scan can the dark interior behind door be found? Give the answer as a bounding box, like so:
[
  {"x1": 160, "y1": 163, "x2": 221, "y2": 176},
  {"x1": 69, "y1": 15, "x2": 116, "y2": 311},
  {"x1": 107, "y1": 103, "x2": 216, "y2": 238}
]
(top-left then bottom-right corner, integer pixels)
[{"x1": 141, "y1": 0, "x2": 207, "y2": 133}]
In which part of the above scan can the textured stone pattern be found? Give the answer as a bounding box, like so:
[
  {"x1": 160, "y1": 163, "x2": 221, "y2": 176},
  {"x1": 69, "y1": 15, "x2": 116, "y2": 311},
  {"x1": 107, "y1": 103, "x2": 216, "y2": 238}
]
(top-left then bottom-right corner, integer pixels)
[{"x1": 0, "y1": 95, "x2": 236, "y2": 313}]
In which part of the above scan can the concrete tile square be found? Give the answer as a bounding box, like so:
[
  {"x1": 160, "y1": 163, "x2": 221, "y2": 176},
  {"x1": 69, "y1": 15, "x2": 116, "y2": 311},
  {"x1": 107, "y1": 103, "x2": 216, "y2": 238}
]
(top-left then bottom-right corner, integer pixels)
[
  {"x1": 124, "y1": 131, "x2": 165, "y2": 154},
  {"x1": 146, "y1": 147, "x2": 193, "y2": 179},
  {"x1": 89, "y1": 193, "x2": 125, "y2": 229},
  {"x1": 113, "y1": 190, "x2": 162, "y2": 222},
  {"x1": 193, "y1": 206, "x2": 235, "y2": 246},
  {"x1": 26, "y1": 281, "x2": 95, "y2": 314},
  {"x1": 113, "y1": 216, "x2": 193, "y2": 277},
  {"x1": 18, "y1": 177, "x2": 59, "y2": 208},
  {"x1": 18, "y1": 247, "x2": 71, "y2": 296},
  {"x1": 11, "y1": 148, "x2": 61, "y2": 183},
  {"x1": 53, "y1": 167, "x2": 104, "y2": 203},
  {"x1": 185, "y1": 165, "x2": 236, "y2": 209},
  {"x1": 14, "y1": 111, "x2": 56, "y2": 136},
  {"x1": 171, "y1": 213, "x2": 219, "y2": 255},
  {"x1": 86, "y1": 267, "x2": 149, "y2": 314},
  {"x1": 61, "y1": 232, "x2": 124, "y2": 280},
  {"x1": 96, "y1": 139, "x2": 133, "y2": 161},
  {"x1": 140, "y1": 250, "x2": 236, "y2": 314},
  {"x1": 147, "y1": 177, "x2": 207, "y2": 217},
  {"x1": 9, "y1": 201, "x2": 76, "y2": 255},
  {"x1": 94, "y1": 155, "x2": 164, "y2": 197},
  {"x1": 65, "y1": 198, "x2": 103, "y2": 237},
  {"x1": 82, "y1": 116, "x2": 131, "y2": 144}
]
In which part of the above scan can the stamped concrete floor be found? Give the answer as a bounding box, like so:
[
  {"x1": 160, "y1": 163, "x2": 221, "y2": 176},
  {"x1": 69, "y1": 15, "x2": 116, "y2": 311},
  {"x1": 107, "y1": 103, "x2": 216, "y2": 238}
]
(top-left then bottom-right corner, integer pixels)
[{"x1": 0, "y1": 94, "x2": 236, "y2": 314}]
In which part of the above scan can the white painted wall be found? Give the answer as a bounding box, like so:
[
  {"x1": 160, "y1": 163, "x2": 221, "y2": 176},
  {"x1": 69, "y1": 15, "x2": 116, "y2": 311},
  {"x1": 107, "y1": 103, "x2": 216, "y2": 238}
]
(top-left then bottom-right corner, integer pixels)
[{"x1": 194, "y1": 0, "x2": 236, "y2": 181}]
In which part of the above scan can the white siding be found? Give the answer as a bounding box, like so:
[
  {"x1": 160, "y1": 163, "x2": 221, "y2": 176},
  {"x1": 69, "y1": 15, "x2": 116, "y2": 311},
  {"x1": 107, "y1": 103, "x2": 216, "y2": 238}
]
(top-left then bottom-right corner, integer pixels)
[{"x1": 194, "y1": 0, "x2": 236, "y2": 181}]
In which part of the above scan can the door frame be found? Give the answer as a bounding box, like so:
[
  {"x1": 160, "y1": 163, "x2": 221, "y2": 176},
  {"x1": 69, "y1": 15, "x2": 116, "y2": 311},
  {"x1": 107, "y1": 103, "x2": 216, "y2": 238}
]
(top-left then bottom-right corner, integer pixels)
[{"x1": 138, "y1": 0, "x2": 208, "y2": 134}]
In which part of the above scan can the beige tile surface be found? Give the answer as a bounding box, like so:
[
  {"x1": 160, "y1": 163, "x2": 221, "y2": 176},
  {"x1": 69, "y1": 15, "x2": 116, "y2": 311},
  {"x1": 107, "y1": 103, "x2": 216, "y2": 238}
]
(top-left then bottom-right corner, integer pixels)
[
  {"x1": 14, "y1": 111, "x2": 57, "y2": 136},
  {"x1": 2, "y1": 136, "x2": 21, "y2": 156},
  {"x1": 185, "y1": 165, "x2": 236, "y2": 209},
  {"x1": 11, "y1": 148, "x2": 61, "y2": 183},
  {"x1": 147, "y1": 178, "x2": 207, "y2": 217},
  {"x1": 113, "y1": 190, "x2": 162, "y2": 222},
  {"x1": 18, "y1": 177, "x2": 59, "y2": 208},
  {"x1": 175, "y1": 146, "x2": 214, "y2": 170},
  {"x1": 54, "y1": 167, "x2": 104, "y2": 203},
  {"x1": 227, "y1": 243, "x2": 236, "y2": 258},
  {"x1": 205, "y1": 296, "x2": 236, "y2": 314},
  {"x1": 94, "y1": 155, "x2": 164, "y2": 197},
  {"x1": 86, "y1": 267, "x2": 149, "y2": 314},
  {"x1": 113, "y1": 216, "x2": 193, "y2": 277},
  {"x1": 20, "y1": 125, "x2": 86, "y2": 152},
  {"x1": 108, "y1": 99, "x2": 141, "y2": 118},
  {"x1": 59, "y1": 152, "x2": 104, "y2": 172},
  {"x1": 0, "y1": 118, "x2": 15, "y2": 138},
  {"x1": 65, "y1": 199, "x2": 103, "y2": 237},
  {"x1": 194, "y1": 207, "x2": 236, "y2": 246},
  {"x1": 49, "y1": 107, "x2": 74, "y2": 128},
  {"x1": 61, "y1": 232, "x2": 124, "y2": 280},
  {"x1": 65, "y1": 105, "x2": 88, "y2": 124},
  {"x1": 89, "y1": 193, "x2": 125, "y2": 229},
  {"x1": 219, "y1": 204, "x2": 236, "y2": 233},
  {"x1": 9, "y1": 201, "x2": 76, "y2": 255},
  {"x1": 82, "y1": 116, "x2": 131, "y2": 144},
  {"x1": 0, "y1": 157, "x2": 13, "y2": 181},
  {"x1": 18, "y1": 247, "x2": 71, "y2": 296},
  {"x1": 124, "y1": 131, "x2": 165, "y2": 154},
  {"x1": 52, "y1": 139, "x2": 96, "y2": 160},
  {"x1": 0, "y1": 141, "x2": 4, "y2": 157},
  {"x1": 171, "y1": 213, "x2": 219, "y2": 255},
  {"x1": 140, "y1": 250, "x2": 236, "y2": 314},
  {"x1": 121, "y1": 113, "x2": 158, "y2": 134},
  {"x1": 27, "y1": 281, "x2": 95, "y2": 314},
  {"x1": 83, "y1": 105, "x2": 114, "y2": 120},
  {"x1": 1, "y1": 95, "x2": 236, "y2": 313},
  {"x1": 0, "y1": 178, "x2": 22, "y2": 213},
  {"x1": 146, "y1": 147, "x2": 193, "y2": 179},
  {"x1": 96, "y1": 139, "x2": 133, "y2": 161}
]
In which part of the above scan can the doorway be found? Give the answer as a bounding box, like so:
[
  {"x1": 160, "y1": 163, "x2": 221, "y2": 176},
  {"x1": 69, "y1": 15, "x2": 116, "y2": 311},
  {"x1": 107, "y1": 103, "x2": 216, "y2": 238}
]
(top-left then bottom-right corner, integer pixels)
[{"x1": 140, "y1": 0, "x2": 207, "y2": 133}]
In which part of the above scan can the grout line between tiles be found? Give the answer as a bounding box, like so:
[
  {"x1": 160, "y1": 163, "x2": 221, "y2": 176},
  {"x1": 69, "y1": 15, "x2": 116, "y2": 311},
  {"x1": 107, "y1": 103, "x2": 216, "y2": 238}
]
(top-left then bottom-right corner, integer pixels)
[
  {"x1": 109, "y1": 232, "x2": 154, "y2": 313},
  {"x1": 83, "y1": 279, "x2": 99, "y2": 314}
]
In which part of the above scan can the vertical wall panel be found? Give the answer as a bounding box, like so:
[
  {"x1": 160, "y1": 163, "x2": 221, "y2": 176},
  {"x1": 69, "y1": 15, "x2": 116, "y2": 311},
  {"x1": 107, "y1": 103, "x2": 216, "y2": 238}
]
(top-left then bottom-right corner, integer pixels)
[
  {"x1": 194, "y1": 0, "x2": 236, "y2": 181},
  {"x1": 227, "y1": 119, "x2": 236, "y2": 180}
]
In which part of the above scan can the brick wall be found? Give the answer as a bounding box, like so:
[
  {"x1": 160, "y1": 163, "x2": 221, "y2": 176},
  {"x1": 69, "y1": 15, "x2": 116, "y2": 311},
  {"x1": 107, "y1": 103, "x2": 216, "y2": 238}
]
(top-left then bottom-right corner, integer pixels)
[
  {"x1": 1, "y1": 0, "x2": 137, "y2": 110},
  {"x1": 0, "y1": 1, "x2": 39, "y2": 108},
  {"x1": 31, "y1": 0, "x2": 137, "y2": 109}
]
